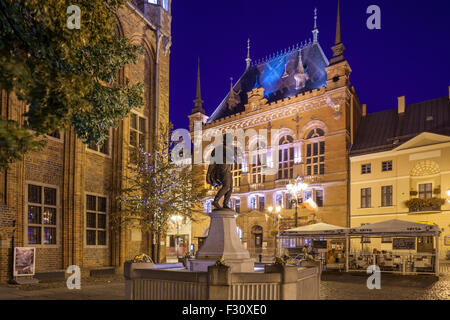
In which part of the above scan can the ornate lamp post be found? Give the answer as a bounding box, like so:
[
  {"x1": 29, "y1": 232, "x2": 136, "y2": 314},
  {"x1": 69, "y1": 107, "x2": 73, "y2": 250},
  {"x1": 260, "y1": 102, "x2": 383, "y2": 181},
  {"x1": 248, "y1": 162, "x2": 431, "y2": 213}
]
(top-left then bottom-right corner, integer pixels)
[
  {"x1": 286, "y1": 177, "x2": 309, "y2": 227},
  {"x1": 171, "y1": 215, "x2": 183, "y2": 259}
]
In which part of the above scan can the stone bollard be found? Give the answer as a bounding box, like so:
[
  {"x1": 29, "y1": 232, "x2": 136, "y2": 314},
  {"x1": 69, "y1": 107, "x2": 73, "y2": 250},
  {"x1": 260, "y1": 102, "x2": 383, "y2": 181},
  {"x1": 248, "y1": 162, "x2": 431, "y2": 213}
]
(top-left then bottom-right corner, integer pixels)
[
  {"x1": 207, "y1": 265, "x2": 231, "y2": 300},
  {"x1": 264, "y1": 264, "x2": 298, "y2": 300}
]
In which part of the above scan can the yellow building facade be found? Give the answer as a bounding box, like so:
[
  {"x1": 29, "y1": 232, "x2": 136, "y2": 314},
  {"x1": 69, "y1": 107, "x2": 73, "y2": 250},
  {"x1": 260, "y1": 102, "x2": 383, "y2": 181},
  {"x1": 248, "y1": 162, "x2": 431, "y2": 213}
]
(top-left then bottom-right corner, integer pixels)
[{"x1": 350, "y1": 94, "x2": 450, "y2": 259}]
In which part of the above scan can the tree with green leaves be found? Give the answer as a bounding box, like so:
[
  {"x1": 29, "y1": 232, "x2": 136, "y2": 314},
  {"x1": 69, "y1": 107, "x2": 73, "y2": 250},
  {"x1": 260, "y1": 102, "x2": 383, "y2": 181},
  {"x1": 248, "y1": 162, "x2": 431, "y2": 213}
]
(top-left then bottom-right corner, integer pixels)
[
  {"x1": 112, "y1": 125, "x2": 207, "y2": 263},
  {"x1": 0, "y1": 0, "x2": 144, "y2": 171}
]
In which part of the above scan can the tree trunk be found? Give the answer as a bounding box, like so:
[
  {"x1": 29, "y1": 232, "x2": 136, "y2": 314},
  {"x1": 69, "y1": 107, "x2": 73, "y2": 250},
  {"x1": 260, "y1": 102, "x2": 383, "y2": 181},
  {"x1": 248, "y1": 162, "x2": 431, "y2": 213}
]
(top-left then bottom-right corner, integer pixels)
[{"x1": 156, "y1": 231, "x2": 161, "y2": 264}]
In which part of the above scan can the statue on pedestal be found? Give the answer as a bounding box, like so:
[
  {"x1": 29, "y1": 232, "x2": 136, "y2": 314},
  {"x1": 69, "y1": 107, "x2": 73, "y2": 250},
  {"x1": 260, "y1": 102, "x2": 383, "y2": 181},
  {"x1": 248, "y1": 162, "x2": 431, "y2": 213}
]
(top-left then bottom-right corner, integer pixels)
[{"x1": 206, "y1": 138, "x2": 236, "y2": 210}]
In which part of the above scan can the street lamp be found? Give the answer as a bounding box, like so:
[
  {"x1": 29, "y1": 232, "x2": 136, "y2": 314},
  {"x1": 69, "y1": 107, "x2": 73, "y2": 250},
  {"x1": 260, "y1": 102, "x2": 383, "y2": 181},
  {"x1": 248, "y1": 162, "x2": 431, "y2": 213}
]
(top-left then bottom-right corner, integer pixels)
[
  {"x1": 286, "y1": 177, "x2": 309, "y2": 227},
  {"x1": 447, "y1": 189, "x2": 450, "y2": 204},
  {"x1": 171, "y1": 215, "x2": 183, "y2": 259}
]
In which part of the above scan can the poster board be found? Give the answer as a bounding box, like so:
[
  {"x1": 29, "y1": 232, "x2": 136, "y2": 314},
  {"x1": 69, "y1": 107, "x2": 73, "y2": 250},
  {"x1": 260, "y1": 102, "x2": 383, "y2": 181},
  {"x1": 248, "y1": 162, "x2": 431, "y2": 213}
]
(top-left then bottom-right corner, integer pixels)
[
  {"x1": 13, "y1": 247, "x2": 36, "y2": 277},
  {"x1": 393, "y1": 238, "x2": 416, "y2": 250},
  {"x1": 312, "y1": 240, "x2": 327, "y2": 249}
]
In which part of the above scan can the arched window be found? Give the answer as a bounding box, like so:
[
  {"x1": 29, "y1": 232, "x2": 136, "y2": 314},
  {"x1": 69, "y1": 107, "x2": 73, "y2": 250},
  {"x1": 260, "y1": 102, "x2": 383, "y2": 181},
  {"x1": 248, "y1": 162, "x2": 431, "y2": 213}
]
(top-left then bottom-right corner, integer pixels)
[
  {"x1": 278, "y1": 135, "x2": 294, "y2": 180},
  {"x1": 249, "y1": 140, "x2": 267, "y2": 184},
  {"x1": 306, "y1": 128, "x2": 325, "y2": 139},
  {"x1": 275, "y1": 193, "x2": 283, "y2": 207},
  {"x1": 305, "y1": 129, "x2": 325, "y2": 176}
]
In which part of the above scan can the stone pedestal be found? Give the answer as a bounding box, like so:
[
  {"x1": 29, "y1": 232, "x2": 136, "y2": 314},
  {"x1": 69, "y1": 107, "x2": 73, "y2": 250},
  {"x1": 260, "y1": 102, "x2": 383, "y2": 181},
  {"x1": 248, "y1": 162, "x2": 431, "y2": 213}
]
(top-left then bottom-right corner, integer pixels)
[{"x1": 190, "y1": 208, "x2": 254, "y2": 273}]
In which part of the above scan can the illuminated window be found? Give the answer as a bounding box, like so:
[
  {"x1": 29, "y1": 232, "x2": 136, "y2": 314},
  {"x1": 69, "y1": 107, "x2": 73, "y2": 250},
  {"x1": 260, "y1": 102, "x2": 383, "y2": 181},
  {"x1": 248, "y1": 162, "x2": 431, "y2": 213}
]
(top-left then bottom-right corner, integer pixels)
[
  {"x1": 249, "y1": 196, "x2": 257, "y2": 210},
  {"x1": 147, "y1": 0, "x2": 158, "y2": 4},
  {"x1": 305, "y1": 129, "x2": 325, "y2": 176},
  {"x1": 27, "y1": 184, "x2": 58, "y2": 245},
  {"x1": 232, "y1": 162, "x2": 242, "y2": 187},
  {"x1": 250, "y1": 141, "x2": 266, "y2": 184},
  {"x1": 204, "y1": 200, "x2": 212, "y2": 213},
  {"x1": 86, "y1": 195, "x2": 108, "y2": 246},
  {"x1": 130, "y1": 113, "x2": 147, "y2": 163},
  {"x1": 278, "y1": 136, "x2": 294, "y2": 180},
  {"x1": 275, "y1": 193, "x2": 283, "y2": 207},
  {"x1": 361, "y1": 188, "x2": 371, "y2": 208}
]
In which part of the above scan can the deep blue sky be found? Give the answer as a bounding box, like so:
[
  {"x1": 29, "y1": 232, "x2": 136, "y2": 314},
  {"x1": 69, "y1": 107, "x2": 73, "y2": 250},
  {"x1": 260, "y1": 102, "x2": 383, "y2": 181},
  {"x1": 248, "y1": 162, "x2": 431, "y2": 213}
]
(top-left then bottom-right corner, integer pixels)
[{"x1": 169, "y1": 0, "x2": 450, "y2": 130}]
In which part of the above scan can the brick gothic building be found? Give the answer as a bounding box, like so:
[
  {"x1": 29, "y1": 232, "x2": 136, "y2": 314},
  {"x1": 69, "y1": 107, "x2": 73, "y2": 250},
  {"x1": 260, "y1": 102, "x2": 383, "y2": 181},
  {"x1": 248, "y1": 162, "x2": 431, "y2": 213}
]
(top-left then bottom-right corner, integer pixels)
[
  {"x1": 189, "y1": 5, "x2": 364, "y2": 257},
  {"x1": 0, "y1": 1, "x2": 172, "y2": 282}
]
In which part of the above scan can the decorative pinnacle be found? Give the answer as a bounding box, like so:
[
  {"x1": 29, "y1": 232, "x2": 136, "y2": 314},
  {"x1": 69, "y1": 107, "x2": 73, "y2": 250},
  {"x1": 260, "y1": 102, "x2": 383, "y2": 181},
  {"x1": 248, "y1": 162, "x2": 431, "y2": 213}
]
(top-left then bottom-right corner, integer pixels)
[
  {"x1": 312, "y1": 7, "x2": 319, "y2": 43},
  {"x1": 246, "y1": 38, "x2": 252, "y2": 69},
  {"x1": 192, "y1": 58, "x2": 205, "y2": 114}
]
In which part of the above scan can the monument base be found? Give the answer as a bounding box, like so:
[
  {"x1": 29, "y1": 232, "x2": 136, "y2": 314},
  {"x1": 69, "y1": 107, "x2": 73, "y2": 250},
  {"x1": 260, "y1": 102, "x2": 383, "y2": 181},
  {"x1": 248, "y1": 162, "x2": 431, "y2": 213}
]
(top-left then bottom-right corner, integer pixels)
[{"x1": 191, "y1": 208, "x2": 255, "y2": 273}]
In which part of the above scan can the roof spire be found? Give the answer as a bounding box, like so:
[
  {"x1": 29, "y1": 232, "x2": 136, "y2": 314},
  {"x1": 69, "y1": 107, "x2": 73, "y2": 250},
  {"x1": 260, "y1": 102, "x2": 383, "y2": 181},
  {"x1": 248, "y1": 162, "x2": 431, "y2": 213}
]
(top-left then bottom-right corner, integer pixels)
[
  {"x1": 246, "y1": 38, "x2": 252, "y2": 69},
  {"x1": 312, "y1": 8, "x2": 319, "y2": 44},
  {"x1": 330, "y1": 0, "x2": 346, "y2": 64},
  {"x1": 191, "y1": 58, "x2": 205, "y2": 115},
  {"x1": 335, "y1": 0, "x2": 341, "y2": 44}
]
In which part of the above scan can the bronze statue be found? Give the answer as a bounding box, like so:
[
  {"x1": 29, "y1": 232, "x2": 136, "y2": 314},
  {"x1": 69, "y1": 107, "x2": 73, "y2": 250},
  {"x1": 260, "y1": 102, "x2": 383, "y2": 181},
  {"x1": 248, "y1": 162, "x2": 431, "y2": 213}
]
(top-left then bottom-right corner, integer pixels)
[{"x1": 206, "y1": 142, "x2": 236, "y2": 210}]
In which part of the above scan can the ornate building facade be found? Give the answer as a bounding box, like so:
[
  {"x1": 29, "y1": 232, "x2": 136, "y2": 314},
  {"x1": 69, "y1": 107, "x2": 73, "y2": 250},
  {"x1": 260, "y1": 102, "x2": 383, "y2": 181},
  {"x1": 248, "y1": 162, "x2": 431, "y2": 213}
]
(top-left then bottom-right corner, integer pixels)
[
  {"x1": 189, "y1": 5, "x2": 363, "y2": 258},
  {"x1": 0, "y1": 0, "x2": 172, "y2": 282}
]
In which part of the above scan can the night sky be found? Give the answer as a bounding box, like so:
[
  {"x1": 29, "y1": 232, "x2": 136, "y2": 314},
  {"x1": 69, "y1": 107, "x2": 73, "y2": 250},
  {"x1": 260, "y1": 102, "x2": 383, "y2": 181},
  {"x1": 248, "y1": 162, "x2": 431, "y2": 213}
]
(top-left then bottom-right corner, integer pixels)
[{"x1": 169, "y1": 0, "x2": 450, "y2": 130}]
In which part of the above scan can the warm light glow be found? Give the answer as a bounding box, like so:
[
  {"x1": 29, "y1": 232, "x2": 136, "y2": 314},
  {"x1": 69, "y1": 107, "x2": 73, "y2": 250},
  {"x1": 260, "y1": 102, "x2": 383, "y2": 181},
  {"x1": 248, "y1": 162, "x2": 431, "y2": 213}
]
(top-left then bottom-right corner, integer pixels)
[
  {"x1": 171, "y1": 215, "x2": 182, "y2": 224},
  {"x1": 275, "y1": 205, "x2": 281, "y2": 213},
  {"x1": 268, "y1": 206, "x2": 274, "y2": 213},
  {"x1": 447, "y1": 189, "x2": 450, "y2": 197},
  {"x1": 286, "y1": 177, "x2": 309, "y2": 199}
]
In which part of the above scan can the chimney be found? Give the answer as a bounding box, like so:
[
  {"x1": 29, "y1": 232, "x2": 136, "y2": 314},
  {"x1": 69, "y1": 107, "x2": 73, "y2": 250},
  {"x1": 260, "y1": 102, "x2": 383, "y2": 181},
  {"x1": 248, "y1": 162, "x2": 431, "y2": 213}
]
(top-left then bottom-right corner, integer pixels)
[
  {"x1": 362, "y1": 104, "x2": 367, "y2": 116},
  {"x1": 398, "y1": 96, "x2": 405, "y2": 114}
]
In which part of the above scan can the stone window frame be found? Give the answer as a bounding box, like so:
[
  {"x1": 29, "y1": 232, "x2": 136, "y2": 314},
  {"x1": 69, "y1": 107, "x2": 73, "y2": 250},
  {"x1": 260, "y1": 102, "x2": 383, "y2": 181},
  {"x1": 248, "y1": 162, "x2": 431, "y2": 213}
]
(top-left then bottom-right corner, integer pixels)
[
  {"x1": 129, "y1": 111, "x2": 148, "y2": 165},
  {"x1": 248, "y1": 140, "x2": 267, "y2": 185},
  {"x1": 24, "y1": 181, "x2": 60, "y2": 248},
  {"x1": 418, "y1": 182, "x2": 433, "y2": 200},
  {"x1": 361, "y1": 163, "x2": 372, "y2": 175},
  {"x1": 382, "y1": 160, "x2": 393, "y2": 172},
  {"x1": 86, "y1": 129, "x2": 113, "y2": 158},
  {"x1": 381, "y1": 185, "x2": 393, "y2": 207},
  {"x1": 360, "y1": 187, "x2": 372, "y2": 209},
  {"x1": 84, "y1": 192, "x2": 109, "y2": 249},
  {"x1": 231, "y1": 162, "x2": 242, "y2": 188},
  {"x1": 277, "y1": 135, "x2": 295, "y2": 181},
  {"x1": 305, "y1": 130, "x2": 325, "y2": 177}
]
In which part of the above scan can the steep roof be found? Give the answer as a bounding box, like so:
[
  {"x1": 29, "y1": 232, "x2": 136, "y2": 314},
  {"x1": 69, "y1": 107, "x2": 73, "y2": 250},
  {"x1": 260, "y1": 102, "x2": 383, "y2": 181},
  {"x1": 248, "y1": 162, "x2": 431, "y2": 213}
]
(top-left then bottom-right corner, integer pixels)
[
  {"x1": 207, "y1": 42, "x2": 329, "y2": 123},
  {"x1": 351, "y1": 96, "x2": 450, "y2": 155}
]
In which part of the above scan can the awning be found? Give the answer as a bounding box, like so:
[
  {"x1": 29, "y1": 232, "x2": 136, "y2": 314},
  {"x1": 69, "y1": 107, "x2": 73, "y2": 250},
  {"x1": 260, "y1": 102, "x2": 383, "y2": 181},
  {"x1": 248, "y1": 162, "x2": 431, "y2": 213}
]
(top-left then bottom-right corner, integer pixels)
[
  {"x1": 280, "y1": 223, "x2": 348, "y2": 237},
  {"x1": 348, "y1": 219, "x2": 440, "y2": 236}
]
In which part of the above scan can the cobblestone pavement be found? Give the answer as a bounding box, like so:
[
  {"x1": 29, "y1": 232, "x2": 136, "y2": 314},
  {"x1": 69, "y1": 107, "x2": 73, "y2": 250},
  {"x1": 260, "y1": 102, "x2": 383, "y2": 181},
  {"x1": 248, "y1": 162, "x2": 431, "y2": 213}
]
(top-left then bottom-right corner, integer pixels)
[
  {"x1": 320, "y1": 273, "x2": 450, "y2": 300},
  {"x1": 0, "y1": 267, "x2": 449, "y2": 300}
]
